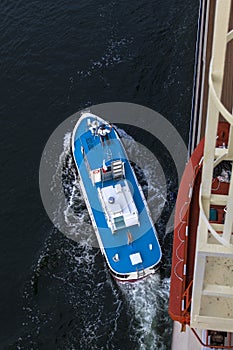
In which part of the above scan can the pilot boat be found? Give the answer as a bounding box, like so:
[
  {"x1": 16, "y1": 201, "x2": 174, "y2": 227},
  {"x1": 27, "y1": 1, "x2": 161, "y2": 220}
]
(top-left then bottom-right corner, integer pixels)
[{"x1": 71, "y1": 112, "x2": 162, "y2": 281}]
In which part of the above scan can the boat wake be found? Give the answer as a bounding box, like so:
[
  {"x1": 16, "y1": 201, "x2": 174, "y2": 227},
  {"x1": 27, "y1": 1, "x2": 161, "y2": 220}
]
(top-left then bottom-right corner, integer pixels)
[
  {"x1": 50, "y1": 131, "x2": 98, "y2": 247},
  {"x1": 120, "y1": 276, "x2": 172, "y2": 350},
  {"x1": 60, "y1": 127, "x2": 172, "y2": 348},
  {"x1": 115, "y1": 127, "x2": 167, "y2": 226},
  {"x1": 19, "y1": 227, "x2": 126, "y2": 350},
  {"x1": 18, "y1": 128, "x2": 173, "y2": 349}
]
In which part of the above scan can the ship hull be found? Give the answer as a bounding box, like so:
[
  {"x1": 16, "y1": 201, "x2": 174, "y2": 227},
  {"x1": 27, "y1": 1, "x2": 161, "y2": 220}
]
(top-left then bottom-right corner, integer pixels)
[
  {"x1": 71, "y1": 113, "x2": 162, "y2": 281},
  {"x1": 169, "y1": 122, "x2": 230, "y2": 324}
]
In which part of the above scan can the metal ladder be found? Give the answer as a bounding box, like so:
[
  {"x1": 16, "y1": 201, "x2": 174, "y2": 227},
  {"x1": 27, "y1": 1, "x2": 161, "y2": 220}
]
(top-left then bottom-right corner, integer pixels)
[
  {"x1": 137, "y1": 264, "x2": 145, "y2": 279},
  {"x1": 111, "y1": 160, "x2": 124, "y2": 180}
]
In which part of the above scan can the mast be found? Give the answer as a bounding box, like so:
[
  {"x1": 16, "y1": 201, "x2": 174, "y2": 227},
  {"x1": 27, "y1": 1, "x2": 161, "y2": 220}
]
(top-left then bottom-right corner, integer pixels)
[{"x1": 191, "y1": 0, "x2": 233, "y2": 333}]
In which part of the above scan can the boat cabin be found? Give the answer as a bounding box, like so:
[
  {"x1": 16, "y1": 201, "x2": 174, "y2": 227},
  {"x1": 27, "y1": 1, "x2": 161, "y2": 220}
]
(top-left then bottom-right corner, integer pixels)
[
  {"x1": 80, "y1": 118, "x2": 140, "y2": 233},
  {"x1": 98, "y1": 180, "x2": 139, "y2": 232}
]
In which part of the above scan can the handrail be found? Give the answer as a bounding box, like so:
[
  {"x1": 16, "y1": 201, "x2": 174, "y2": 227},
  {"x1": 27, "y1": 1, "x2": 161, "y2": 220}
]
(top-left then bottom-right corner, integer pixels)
[
  {"x1": 198, "y1": 28, "x2": 233, "y2": 248},
  {"x1": 191, "y1": 328, "x2": 233, "y2": 349},
  {"x1": 182, "y1": 280, "x2": 193, "y2": 317},
  {"x1": 209, "y1": 65, "x2": 233, "y2": 126},
  {"x1": 208, "y1": 31, "x2": 233, "y2": 126},
  {"x1": 227, "y1": 29, "x2": 233, "y2": 43}
]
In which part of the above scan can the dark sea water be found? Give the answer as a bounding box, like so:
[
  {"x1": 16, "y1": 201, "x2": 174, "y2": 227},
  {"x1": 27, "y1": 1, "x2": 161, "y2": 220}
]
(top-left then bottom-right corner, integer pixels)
[{"x1": 1, "y1": 1, "x2": 199, "y2": 349}]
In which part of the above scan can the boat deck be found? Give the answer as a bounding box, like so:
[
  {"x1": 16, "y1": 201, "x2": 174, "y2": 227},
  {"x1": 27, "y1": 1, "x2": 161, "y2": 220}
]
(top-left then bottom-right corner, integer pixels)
[{"x1": 72, "y1": 116, "x2": 161, "y2": 277}]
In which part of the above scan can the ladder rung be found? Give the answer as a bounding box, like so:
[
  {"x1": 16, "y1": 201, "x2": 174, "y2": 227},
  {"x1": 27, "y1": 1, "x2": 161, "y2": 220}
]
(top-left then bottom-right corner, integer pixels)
[
  {"x1": 215, "y1": 148, "x2": 228, "y2": 158},
  {"x1": 113, "y1": 166, "x2": 122, "y2": 170},
  {"x1": 210, "y1": 194, "x2": 228, "y2": 205},
  {"x1": 203, "y1": 284, "x2": 233, "y2": 298},
  {"x1": 211, "y1": 223, "x2": 224, "y2": 232}
]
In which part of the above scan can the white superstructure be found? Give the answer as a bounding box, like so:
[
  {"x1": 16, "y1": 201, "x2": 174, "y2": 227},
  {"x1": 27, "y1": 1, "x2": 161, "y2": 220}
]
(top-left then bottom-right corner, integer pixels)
[
  {"x1": 98, "y1": 180, "x2": 139, "y2": 232},
  {"x1": 191, "y1": 0, "x2": 233, "y2": 333}
]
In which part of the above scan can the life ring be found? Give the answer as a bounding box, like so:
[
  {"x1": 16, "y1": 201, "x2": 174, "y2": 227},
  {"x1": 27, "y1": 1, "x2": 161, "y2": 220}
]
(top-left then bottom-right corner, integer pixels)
[{"x1": 93, "y1": 169, "x2": 100, "y2": 174}]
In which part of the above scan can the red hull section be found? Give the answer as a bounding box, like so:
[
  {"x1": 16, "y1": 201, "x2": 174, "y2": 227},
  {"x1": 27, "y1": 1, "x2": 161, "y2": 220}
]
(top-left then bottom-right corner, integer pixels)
[
  {"x1": 169, "y1": 138, "x2": 204, "y2": 325},
  {"x1": 169, "y1": 122, "x2": 230, "y2": 327}
]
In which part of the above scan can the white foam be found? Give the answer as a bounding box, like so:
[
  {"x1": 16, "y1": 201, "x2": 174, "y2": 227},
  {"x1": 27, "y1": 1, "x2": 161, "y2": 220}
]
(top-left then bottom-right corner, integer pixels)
[
  {"x1": 21, "y1": 127, "x2": 173, "y2": 349},
  {"x1": 120, "y1": 276, "x2": 171, "y2": 350},
  {"x1": 49, "y1": 132, "x2": 98, "y2": 247}
]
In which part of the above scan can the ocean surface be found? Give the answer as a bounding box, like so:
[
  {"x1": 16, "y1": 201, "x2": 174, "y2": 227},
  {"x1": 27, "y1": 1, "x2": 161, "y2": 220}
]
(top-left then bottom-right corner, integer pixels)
[{"x1": 1, "y1": 1, "x2": 199, "y2": 349}]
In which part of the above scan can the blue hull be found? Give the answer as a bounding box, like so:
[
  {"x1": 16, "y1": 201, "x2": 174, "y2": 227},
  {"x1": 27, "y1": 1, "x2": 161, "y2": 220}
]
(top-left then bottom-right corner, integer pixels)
[{"x1": 71, "y1": 113, "x2": 162, "y2": 281}]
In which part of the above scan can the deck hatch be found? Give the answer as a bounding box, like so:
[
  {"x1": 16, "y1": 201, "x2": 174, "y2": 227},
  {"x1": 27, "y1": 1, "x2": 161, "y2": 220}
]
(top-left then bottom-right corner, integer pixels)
[{"x1": 130, "y1": 252, "x2": 143, "y2": 265}]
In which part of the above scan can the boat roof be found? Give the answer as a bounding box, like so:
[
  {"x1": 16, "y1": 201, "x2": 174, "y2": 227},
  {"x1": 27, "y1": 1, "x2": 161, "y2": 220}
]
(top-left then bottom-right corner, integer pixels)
[{"x1": 72, "y1": 114, "x2": 162, "y2": 275}]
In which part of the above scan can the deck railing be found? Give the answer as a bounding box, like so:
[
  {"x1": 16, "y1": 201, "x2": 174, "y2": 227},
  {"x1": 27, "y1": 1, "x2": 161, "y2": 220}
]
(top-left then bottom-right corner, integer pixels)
[{"x1": 191, "y1": 0, "x2": 233, "y2": 333}]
